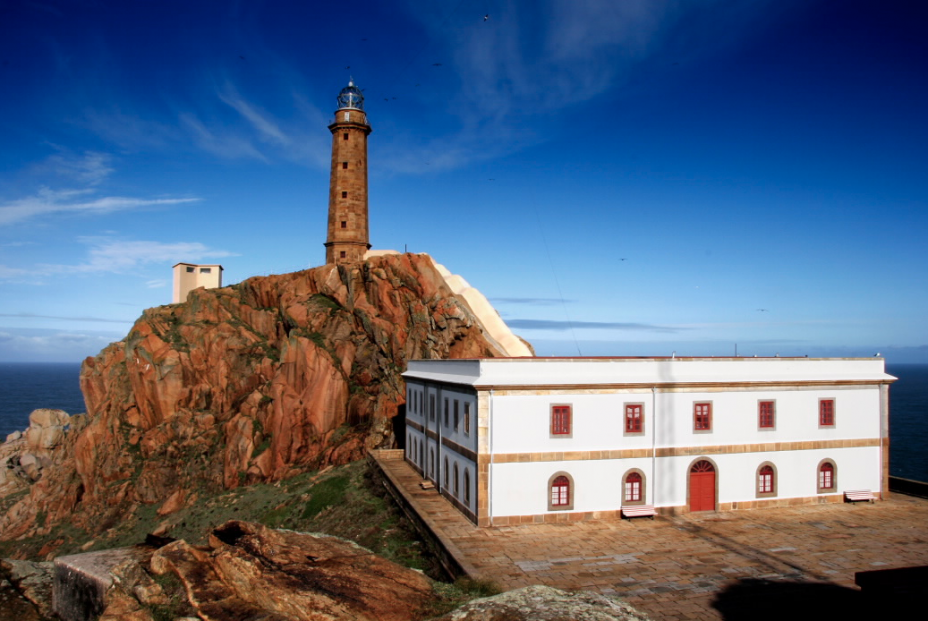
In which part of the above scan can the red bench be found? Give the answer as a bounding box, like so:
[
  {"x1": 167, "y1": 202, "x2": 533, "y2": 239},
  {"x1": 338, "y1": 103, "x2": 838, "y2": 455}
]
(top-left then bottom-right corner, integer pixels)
[
  {"x1": 844, "y1": 490, "x2": 876, "y2": 503},
  {"x1": 621, "y1": 505, "x2": 657, "y2": 520}
]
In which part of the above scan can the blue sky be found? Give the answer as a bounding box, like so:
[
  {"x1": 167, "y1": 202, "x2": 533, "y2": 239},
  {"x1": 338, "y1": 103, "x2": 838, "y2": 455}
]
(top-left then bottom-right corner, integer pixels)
[{"x1": 1, "y1": 0, "x2": 926, "y2": 363}]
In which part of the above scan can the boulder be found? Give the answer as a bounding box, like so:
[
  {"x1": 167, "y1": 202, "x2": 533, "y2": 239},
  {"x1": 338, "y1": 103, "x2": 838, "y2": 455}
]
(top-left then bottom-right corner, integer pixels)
[
  {"x1": 433, "y1": 585, "x2": 651, "y2": 621},
  {"x1": 152, "y1": 520, "x2": 434, "y2": 621},
  {"x1": 25, "y1": 409, "x2": 70, "y2": 453}
]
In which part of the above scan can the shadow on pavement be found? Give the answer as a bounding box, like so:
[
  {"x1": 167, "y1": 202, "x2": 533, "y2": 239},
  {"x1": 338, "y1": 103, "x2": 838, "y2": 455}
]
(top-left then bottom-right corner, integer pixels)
[{"x1": 712, "y1": 579, "x2": 865, "y2": 621}]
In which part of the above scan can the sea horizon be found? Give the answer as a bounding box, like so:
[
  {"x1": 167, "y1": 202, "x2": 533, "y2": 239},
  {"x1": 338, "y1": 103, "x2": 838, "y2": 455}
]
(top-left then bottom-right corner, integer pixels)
[{"x1": 1, "y1": 361, "x2": 926, "y2": 482}]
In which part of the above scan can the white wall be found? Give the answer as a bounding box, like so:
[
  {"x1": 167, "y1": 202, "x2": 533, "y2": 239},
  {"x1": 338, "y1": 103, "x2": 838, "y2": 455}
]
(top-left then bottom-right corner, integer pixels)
[{"x1": 489, "y1": 447, "x2": 881, "y2": 518}]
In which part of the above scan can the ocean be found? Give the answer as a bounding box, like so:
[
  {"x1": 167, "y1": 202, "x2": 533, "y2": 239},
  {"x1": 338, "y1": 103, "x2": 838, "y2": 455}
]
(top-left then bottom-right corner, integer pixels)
[{"x1": 0, "y1": 362, "x2": 926, "y2": 481}]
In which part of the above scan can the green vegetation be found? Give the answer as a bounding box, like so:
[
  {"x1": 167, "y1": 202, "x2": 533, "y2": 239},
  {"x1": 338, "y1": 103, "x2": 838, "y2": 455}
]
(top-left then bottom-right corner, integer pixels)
[{"x1": 0, "y1": 460, "x2": 502, "y2": 619}]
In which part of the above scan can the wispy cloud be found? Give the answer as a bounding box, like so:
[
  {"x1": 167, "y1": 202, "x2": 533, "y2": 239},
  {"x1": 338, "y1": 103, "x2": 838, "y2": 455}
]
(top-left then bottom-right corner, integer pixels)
[
  {"x1": 0, "y1": 312, "x2": 132, "y2": 324},
  {"x1": 0, "y1": 238, "x2": 236, "y2": 281},
  {"x1": 45, "y1": 238, "x2": 236, "y2": 274},
  {"x1": 492, "y1": 297, "x2": 576, "y2": 305},
  {"x1": 0, "y1": 188, "x2": 200, "y2": 226},
  {"x1": 507, "y1": 318, "x2": 685, "y2": 333}
]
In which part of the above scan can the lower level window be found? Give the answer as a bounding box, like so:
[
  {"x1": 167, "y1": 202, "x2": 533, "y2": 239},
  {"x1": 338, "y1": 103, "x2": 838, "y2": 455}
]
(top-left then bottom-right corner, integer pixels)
[
  {"x1": 758, "y1": 465, "x2": 774, "y2": 494},
  {"x1": 625, "y1": 472, "x2": 642, "y2": 502},
  {"x1": 819, "y1": 461, "x2": 835, "y2": 491},
  {"x1": 551, "y1": 476, "x2": 570, "y2": 507}
]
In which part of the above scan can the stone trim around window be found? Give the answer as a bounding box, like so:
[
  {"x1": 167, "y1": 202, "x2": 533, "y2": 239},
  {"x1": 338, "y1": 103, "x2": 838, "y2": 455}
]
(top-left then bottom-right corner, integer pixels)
[
  {"x1": 755, "y1": 461, "x2": 778, "y2": 498},
  {"x1": 547, "y1": 471, "x2": 574, "y2": 512}
]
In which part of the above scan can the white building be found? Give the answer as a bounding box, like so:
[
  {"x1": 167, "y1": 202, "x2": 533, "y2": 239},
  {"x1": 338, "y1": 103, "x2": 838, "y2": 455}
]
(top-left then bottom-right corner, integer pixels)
[
  {"x1": 172, "y1": 263, "x2": 223, "y2": 303},
  {"x1": 402, "y1": 357, "x2": 894, "y2": 526}
]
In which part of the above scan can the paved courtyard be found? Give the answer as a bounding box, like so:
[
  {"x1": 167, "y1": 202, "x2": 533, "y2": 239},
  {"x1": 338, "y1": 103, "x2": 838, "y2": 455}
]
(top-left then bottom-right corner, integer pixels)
[{"x1": 373, "y1": 452, "x2": 928, "y2": 620}]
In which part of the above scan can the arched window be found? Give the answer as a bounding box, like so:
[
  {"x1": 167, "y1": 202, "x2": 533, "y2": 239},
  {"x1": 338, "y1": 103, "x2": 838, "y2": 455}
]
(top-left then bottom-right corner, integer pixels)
[
  {"x1": 453, "y1": 463, "x2": 459, "y2": 496},
  {"x1": 552, "y1": 476, "x2": 570, "y2": 506},
  {"x1": 547, "y1": 472, "x2": 574, "y2": 511},
  {"x1": 818, "y1": 460, "x2": 837, "y2": 493},
  {"x1": 429, "y1": 448, "x2": 435, "y2": 478},
  {"x1": 443, "y1": 457, "x2": 449, "y2": 488},
  {"x1": 418, "y1": 440, "x2": 423, "y2": 466},
  {"x1": 463, "y1": 469, "x2": 470, "y2": 505},
  {"x1": 757, "y1": 463, "x2": 776, "y2": 498},
  {"x1": 623, "y1": 470, "x2": 646, "y2": 505}
]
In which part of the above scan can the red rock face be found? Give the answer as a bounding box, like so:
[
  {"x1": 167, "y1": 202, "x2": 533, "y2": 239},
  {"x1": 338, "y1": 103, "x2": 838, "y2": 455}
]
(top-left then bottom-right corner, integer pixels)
[{"x1": 0, "y1": 254, "x2": 505, "y2": 545}]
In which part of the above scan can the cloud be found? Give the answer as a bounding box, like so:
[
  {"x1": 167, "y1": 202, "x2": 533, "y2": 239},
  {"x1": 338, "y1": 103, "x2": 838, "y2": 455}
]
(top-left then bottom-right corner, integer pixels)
[
  {"x1": 0, "y1": 238, "x2": 236, "y2": 280},
  {"x1": 146, "y1": 279, "x2": 167, "y2": 288},
  {"x1": 179, "y1": 112, "x2": 270, "y2": 162},
  {"x1": 45, "y1": 238, "x2": 236, "y2": 275},
  {"x1": 492, "y1": 297, "x2": 576, "y2": 305},
  {"x1": 507, "y1": 318, "x2": 684, "y2": 333},
  {"x1": 0, "y1": 328, "x2": 126, "y2": 363},
  {"x1": 0, "y1": 186, "x2": 200, "y2": 226},
  {"x1": 43, "y1": 151, "x2": 115, "y2": 186},
  {"x1": 0, "y1": 313, "x2": 133, "y2": 324}
]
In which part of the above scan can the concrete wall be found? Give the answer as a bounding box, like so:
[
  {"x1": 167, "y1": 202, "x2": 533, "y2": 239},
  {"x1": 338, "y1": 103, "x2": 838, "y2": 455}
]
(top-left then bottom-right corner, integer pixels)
[{"x1": 172, "y1": 263, "x2": 222, "y2": 303}]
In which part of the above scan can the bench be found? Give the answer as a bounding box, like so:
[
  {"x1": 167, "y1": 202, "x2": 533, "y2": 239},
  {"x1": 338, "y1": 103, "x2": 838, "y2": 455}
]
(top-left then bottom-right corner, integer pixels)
[
  {"x1": 621, "y1": 505, "x2": 657, "y2": 520},
  {"x1": 419, "y1": 480, "x2": 435, "y2": 490},
  {"x1": 844, "y1": 490, "x2": 876, "y2": 503}
]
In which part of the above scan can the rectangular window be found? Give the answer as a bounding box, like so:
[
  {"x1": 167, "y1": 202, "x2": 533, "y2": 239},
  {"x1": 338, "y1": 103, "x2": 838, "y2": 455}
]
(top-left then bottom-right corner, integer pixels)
[
  {"x1": 343, "y1": 132, "x2": 348, "y2": 141},
  {"x1": 453, "y1": 400, "x2": 459, "y2": 430},
  {"x1": 819, "y1": 399, "x2": 835, "y2": 427},
  {"x1": 185, "y1": 266, "x2": 195, "y2": 273},
  {"x1": 551, "y1": 405, "x2": 571, "y2": 436},
  {"x1": 444, "y1": 398, "x2": 449, "y2": 427},
  {"x1": 429, "y1": 395, "x2": 435, "y2": 422},
  {"x1": 694, "y1": 402, "x2": 712, "y2": 431},
  {"x1": 463, "y1": 402, "x2": 471, "y2": 434},
  {"x1": 624, "y1": 404, "x2": 643, "y2": 434},
  {"x1": 341, "y1": 221, "x2": 346, "y2": 228},
  {"x1": 759, "y1": 401, "x2": 775, "y2": 429},
  {"x1": 341, "y1": 191, "x2": 347, "y2": 198},
  {"x1": 342, "y1": 161, "x2": 348, "y2": 169},
  {"x1": 199, "y1": 267, "x2": 211, "y2": 274}
]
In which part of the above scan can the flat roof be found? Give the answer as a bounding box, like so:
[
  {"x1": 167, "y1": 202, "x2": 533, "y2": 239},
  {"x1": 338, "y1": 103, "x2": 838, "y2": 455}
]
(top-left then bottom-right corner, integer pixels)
[{"x1": 403, "y1": 357, "x2": 896, "y2": 388}]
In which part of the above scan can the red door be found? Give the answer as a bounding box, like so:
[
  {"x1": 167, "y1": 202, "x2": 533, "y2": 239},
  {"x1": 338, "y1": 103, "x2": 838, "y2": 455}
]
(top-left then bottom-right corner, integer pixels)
[{"x1": 690, "y1": 460, "x2": 716, "y2": 512}]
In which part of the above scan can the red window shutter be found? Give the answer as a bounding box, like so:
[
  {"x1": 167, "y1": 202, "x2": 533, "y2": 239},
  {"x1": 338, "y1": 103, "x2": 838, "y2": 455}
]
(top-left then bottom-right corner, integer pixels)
[
  {"x1": 759, "y1": 401, "x2": 774, "y2": 428},
  {"x1": 552, "y1": 406, "x2": 571, "y2": 435},
  {"x1": 820, "y1": 463, "x2": 834, "y2": 489},
  {"x1": 820, "y1": 400, "x2": 834, "y2": 426},
  {"x1": 626, "y1": 405, "x2": 642, "y2": 432},
  {"x1": 694, "y1": 403, "x2": 711, "y2": 430}
]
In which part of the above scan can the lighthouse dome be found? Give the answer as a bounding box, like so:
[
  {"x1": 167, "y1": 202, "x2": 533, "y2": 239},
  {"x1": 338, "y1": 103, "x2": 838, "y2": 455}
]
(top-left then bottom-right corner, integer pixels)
[{"x1": 336, "y1": 79, "x2": 364, "y2": 111}]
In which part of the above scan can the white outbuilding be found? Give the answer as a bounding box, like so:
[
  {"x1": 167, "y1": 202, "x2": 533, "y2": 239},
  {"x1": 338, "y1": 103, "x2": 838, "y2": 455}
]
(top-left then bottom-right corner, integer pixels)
[{"x1": 402, "y1": 357, "x2": 895, "y2": 526}]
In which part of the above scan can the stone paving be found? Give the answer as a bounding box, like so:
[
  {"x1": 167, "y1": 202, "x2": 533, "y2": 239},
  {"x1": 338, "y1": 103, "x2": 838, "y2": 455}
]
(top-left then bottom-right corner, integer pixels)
[{"x1": 372, "y1": 452, "x2": 928, "y2": 621}]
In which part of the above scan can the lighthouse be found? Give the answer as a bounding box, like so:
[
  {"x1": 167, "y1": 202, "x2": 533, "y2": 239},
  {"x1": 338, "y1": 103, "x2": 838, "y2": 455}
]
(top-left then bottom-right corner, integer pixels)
[{"x1": 324, "y1": 79, "x2": 372, "y2": 264}]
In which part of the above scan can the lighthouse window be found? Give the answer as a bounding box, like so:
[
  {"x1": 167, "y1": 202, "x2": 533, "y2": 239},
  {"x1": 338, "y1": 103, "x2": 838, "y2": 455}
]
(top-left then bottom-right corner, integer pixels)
[
  {"x1": 341, "y1": 221, "x2": 347, "y2": 228},
  {"x1": 343, "y1": 133, "x2": 348, "y2": 141},
  {"x1": 340, "y1": 251, "x2": 346, "y2": 259},
  {"x1": 342, "y1": 191, "x2": 347, "y2": 198},
  {"x1": 342, "y1": 162, "x2": 348, "y2": 169}
]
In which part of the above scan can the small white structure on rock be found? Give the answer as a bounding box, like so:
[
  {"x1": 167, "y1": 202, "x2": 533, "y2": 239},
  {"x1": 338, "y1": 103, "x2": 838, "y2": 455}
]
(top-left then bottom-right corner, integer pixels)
[
  {"x1": 402, "y1": 356, "x2": 895, "y2": 526},
  {"x1": 172, "y1": 263, "x2": 223, "y2": 303}
]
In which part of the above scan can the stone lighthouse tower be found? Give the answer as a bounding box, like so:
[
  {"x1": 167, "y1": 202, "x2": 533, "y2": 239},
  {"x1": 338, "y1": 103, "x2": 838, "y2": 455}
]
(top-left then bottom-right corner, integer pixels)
[{"x1": 324, "y1": 79, "x2": 372, "y2": 264}]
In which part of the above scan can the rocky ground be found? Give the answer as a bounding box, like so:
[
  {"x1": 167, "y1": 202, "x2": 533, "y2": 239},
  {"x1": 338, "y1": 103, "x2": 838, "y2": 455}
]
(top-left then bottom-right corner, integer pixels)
[{"x1": 0, "y1": 254, "x2": 505, "y2": 558}]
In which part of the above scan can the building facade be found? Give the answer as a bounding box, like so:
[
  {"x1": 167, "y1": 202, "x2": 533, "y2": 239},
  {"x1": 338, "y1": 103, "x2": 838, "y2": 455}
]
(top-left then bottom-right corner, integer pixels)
[
  {"x1": 402, "y1": 357, "x2": 894, "y2": 526},
  {"x1": 172, "y1": 263, "x2": 223, "y2": 303},
  {"x1": 324, "y1": 80, "x2": 372, "y2": 265}
]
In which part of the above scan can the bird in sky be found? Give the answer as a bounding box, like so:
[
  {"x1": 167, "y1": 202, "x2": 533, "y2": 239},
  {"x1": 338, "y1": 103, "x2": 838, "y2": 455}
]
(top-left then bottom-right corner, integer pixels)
[
  {"x1": 433, "y1": 63, "x2": 443, "y2": 66},
  {"x1": 484, "y1": 14, "x2": 489, "y2": 21},
  {"x1": 757, "y1": 308, "x2": 768, "y2": 312}
]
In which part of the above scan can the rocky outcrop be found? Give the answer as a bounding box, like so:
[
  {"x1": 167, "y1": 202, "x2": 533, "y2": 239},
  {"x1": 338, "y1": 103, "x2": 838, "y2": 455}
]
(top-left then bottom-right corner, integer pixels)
[
  {"x1": 152, "y1": 521, "x2": 434, "y2": 620},
  {"x1": 0, "y1": 254, "x2": 512, "y2": 551},
  {"x1": 433, "y1": 585, "x2": 651, "y2": 621}
]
